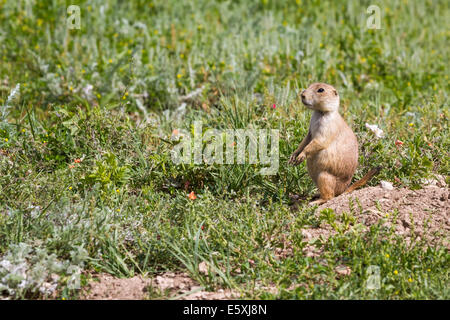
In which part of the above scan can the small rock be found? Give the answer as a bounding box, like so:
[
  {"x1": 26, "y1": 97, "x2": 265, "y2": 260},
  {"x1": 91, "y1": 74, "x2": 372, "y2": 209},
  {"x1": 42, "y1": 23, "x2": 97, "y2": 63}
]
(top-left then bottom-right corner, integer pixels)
[{"x1": 380, "y1": 181, "x2": 394, "y2": 190}]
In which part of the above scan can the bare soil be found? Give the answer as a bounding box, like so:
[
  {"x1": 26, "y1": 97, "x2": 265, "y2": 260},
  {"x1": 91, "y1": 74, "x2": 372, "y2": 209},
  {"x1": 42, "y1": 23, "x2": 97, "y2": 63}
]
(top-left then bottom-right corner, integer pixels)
[{"x1": 81, "y1": 272, "x2": 239, "y2": 300}]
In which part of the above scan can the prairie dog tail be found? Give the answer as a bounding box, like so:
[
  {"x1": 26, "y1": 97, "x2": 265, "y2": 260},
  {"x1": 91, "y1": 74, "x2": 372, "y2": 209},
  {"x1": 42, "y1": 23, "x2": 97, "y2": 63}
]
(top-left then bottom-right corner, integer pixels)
[{"x1": 344, "y1": 166, "x2": 382, "y2": 194}]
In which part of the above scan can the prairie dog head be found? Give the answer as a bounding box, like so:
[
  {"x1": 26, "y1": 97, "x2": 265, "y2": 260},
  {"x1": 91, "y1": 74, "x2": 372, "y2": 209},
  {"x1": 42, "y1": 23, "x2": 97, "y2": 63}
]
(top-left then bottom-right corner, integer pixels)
[{"x1": 300, "y1": 83, "x2": 339, "y2": 112}]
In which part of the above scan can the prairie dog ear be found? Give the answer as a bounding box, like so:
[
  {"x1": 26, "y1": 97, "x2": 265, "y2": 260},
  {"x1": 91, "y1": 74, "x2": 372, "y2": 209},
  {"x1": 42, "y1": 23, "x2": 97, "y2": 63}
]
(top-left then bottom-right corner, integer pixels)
[{"x1": 333, "y1": 89, "x2": 338, "y2": 96}]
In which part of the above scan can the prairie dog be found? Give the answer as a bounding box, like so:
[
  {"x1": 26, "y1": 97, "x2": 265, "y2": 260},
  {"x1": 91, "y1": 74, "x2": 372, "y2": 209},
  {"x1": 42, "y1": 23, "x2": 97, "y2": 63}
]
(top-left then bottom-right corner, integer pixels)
[{"x1": 288, "y1": 82, "x2": 379, "y2": 205}]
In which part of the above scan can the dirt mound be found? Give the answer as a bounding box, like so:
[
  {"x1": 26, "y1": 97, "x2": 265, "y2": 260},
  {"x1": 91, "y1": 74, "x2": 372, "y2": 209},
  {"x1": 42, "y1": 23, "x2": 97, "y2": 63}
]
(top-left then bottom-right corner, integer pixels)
[
  {"x1": 300, "y1": 184, "x2": 449, "y2": 257},
  {"x1": 318, "y1": 185, "x2": 448, "y2": 216},
  {"x1": 81, "y1": 272, "x2": 239, "y2": 300}
]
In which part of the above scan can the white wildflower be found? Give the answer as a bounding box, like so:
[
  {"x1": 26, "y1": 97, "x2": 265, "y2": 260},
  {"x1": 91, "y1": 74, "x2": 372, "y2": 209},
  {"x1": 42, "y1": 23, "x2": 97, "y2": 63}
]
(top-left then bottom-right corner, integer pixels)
[
  {"x1": 365, "y1": 123, "x2": 384, "y2": 138},
  {"x1": 82, "y1": 84, "x2": 94, "y2": 100}
]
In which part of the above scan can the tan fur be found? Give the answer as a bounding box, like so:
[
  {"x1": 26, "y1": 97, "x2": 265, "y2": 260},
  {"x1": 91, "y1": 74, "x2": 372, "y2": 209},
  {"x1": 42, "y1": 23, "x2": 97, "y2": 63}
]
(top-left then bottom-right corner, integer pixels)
[{"x1": 289, "y1": 82, "x2": 371, "y2": 205}]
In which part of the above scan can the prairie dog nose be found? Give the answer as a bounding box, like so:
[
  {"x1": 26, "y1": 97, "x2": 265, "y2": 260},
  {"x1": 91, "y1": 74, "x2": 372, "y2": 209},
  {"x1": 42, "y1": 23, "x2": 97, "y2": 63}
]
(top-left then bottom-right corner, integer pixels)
[{"x1": 301, "y1": 90, "x2": 306, "y2": 99}]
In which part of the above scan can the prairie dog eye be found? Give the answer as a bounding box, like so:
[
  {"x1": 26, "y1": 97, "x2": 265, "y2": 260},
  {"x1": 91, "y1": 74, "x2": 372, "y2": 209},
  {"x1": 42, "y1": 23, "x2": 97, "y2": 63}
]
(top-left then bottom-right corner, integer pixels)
[{"x1": 317, "y1": 88, "x2": 324, "y2": 93}]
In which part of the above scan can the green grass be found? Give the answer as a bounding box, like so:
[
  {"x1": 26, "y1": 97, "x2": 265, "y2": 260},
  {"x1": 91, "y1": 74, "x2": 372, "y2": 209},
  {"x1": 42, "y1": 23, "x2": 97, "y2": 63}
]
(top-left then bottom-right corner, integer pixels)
[{"x1": 0, "y1": 0, "x2": 448, "y2": 299}]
